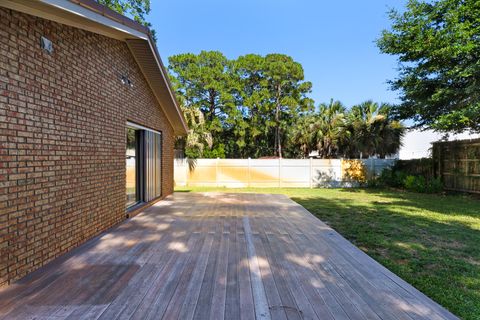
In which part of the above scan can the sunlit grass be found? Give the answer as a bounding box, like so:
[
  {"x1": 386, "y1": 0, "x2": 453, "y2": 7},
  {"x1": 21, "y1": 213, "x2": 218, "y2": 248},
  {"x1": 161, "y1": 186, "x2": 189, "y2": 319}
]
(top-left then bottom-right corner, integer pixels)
[{"x1": 175, "y1": 186, "x2": 480, "y2": 319}]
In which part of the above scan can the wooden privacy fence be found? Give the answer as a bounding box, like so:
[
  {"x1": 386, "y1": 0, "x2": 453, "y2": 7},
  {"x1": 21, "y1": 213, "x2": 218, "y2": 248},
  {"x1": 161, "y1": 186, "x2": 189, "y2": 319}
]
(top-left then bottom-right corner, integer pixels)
[
  {"x1": 433, "y1": 138, "x2": 480, "y2": 193},
  {"x1": 174, "y1": 158, "x2": 395, "y2": 188}
]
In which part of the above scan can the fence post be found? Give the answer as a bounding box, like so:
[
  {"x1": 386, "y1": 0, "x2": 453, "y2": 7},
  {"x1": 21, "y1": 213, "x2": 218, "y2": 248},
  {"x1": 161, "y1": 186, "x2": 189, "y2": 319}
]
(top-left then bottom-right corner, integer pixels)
[
  {"x1": 216, "y1": 157, "x2": 219, "y2": 187},
  {"x1": 309, "y1": 157, "x2": 313, "y2": 188},
  {"x1": 372, "y1": 158, "x2": 375, "y2": 177},
  {"x1": 248, "y1": 157, "x2": 251, "y2": 188},
  {"x1": 185, "y1": 158, "x2": 189, "y2": 187},
  {"x1": 279, "y1": 158, "x2": 282, "y2": 188}
]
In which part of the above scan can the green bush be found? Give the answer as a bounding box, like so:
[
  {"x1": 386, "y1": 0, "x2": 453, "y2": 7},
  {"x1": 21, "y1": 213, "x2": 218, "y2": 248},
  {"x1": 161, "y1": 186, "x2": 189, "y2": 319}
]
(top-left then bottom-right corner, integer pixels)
[
  {"x1": 426, "y1": 177, "x2": 443, "y2": 193},
  {"x1": 377, "y1": 168, "x2": 407, "y2": 188},
  {"x1": 404, "y1": 175, "x2": 425, "y2": 192},
  {"x1": 403, "y1": 175, "x2": 442, "y2": 193},
  {"x1": 377, "y1": 167, "x2": 443, "y2": 193}
]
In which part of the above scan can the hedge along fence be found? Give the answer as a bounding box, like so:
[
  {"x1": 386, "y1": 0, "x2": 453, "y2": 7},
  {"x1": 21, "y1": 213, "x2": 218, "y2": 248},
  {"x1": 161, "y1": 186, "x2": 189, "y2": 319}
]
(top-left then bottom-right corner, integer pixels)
[
  {"x1": 433, "y1": 138, "x2": 480, "y2": 194},
  {"x1": 174, "y1": 158, "x2": 395, "y2": 188},
  {"x1": 394, "y1": 158, "x2": 435, "y2": 180}
]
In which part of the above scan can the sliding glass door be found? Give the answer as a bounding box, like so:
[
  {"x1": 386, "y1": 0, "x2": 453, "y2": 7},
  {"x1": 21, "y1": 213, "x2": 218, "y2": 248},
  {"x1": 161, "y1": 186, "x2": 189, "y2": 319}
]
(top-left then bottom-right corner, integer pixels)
[
  {"x1": 144, "y1": 131, "x2": 162, "y2": 201},
  {"x1": 126, "y1": 127, "x2": 139, "y2": 208},
  {"x1": 126, "y1": 122, "x2": 162, "y2": 209}
]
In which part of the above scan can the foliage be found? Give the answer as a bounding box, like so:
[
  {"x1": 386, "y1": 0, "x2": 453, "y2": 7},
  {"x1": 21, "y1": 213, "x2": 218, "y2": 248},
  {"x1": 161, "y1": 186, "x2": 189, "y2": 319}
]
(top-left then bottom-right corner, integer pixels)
[
  {"x1": 378, "y1": 158, "x2": 443, "y2": 193},
  {"x1": 404, "y1": 175, "x2": 443, "y2": 193},
  {"x1": 95, "y1": 0, "x2": 156, "y2": 40},
  {"x1": 378, "y1": 168, "x2": 408, "y2": 188},
  {"x1": 342, "y1": 160, "x2": 367, "y2": 184},
  {"x1": 394, "y1": 158, "x2": 435, "y2": 179},
  {"x1": 169, "y1": 51, "x2": 234, "y2": 158},
  {"x1": 170, "y1": 52, "x2": 403, "y2": 160},
  {"x1": 262, "y1": 54, "x2": 314, "y2": 157},
  {"x1": 339, "y1": 101, "x2": 405, "y2": 158},
  {"x1": 176, "y1": 186, "x2": 480, "y2": 320},
  {"x1": 287, "y1": 113, "x2": 318, "y2": 158},
  {"x1": 378, "y1": 0, "x2": 480, "y2": 133},
  {"x1": 289, "y1": 100, "x2": 405, "y2": 159},
  {"x1": 313, "y1": 100, "x2": 346, "y2": 158},
  {"x1": 169, "y1": 51, "x2": 313, "y2": 158},
  {"x1": 177, "y1": 105, "x2": 213, "y2": 159},
  {"x1": 404, "y1": 175, "x2": 424, "y2": 192}
]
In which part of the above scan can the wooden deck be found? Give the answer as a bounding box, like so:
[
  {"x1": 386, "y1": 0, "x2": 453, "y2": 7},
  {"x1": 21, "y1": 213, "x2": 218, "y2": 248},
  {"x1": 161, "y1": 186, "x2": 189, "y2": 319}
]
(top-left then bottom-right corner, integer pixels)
[{"x1": 0, "y1": 192, "x2": 457, "y2": 320}]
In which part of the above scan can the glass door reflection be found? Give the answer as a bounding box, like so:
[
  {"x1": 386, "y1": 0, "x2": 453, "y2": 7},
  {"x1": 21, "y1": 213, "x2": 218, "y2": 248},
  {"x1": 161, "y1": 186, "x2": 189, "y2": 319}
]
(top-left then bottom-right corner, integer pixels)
[{"x1": 126, "y1": 127, "x2": 138, "y2": 207}]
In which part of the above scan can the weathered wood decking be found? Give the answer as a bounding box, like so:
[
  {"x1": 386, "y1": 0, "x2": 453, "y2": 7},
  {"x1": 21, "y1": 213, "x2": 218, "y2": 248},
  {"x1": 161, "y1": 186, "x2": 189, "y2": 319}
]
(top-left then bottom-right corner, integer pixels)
[{"x1": 0, "y1": 192, "x2": 457, "y2": 320}]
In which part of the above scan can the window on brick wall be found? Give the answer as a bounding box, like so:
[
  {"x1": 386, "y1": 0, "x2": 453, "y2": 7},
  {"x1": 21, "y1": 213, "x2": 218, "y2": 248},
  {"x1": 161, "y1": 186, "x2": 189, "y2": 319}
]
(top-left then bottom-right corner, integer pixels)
[{"x1": 126, "y1": 122, "x2": 162, "y2": 209}]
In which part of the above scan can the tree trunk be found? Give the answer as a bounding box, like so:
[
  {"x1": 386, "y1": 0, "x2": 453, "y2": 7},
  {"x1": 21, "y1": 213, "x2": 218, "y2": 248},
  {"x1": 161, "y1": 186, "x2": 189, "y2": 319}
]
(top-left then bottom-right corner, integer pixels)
[
  {"x1": 209, "y1": 90, "x2": 216, "y2": 122},
  {"x1": 275, "y1": 84, "x2": 282, "y2": 158}
]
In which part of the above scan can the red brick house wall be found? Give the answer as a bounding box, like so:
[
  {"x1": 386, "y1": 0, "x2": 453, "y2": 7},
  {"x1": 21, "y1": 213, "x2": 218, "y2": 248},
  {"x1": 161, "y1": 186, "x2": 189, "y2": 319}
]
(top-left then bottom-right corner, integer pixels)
[{"x1": 0, "y1": 8, "x2": 175, "y2": 287}]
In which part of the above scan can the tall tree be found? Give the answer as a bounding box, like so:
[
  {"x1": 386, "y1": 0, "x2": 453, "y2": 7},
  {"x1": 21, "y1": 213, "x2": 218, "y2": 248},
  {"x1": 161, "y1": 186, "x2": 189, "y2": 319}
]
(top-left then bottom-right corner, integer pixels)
[
  {"x1": 169, "y1": 51, "x2": 237, "y2": 158},
  {"x1": 234, "y1": 54, "x2": 272, "y2": 157},
  {"x1": 170, "y1": 52, "x2": 313, "y2": 159},
  {"x1": 378, "y1": 0, "x2": 480, "y2": 133},
  {"x1": 263, "y1": 54, "x2": 314, "y2": 158}
]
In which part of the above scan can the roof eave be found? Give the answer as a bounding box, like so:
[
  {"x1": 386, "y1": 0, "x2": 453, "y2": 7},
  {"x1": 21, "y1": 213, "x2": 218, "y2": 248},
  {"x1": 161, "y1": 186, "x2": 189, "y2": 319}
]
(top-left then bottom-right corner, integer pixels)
[{"x1": 0, "y1": 0, "x2": 188, "y2": 136}]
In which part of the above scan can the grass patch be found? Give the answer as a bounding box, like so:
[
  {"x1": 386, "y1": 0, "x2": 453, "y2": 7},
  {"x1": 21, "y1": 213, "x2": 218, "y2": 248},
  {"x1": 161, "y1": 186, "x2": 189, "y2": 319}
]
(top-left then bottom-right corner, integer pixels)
[{"x1": 175, "y1": 186, "x2": 480, "y2": 319}]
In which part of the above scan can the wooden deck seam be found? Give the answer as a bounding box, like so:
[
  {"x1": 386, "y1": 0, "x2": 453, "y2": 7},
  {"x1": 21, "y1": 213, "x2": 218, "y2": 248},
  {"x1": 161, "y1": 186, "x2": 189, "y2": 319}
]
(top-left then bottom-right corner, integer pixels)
[{"x1": 0, "y1": 193, "x2": 459, "y2": 320}]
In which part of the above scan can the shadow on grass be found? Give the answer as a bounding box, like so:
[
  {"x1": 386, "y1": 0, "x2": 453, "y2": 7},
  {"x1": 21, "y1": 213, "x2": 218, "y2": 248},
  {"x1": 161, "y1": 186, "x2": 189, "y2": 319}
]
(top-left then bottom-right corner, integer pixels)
[{"x1": 338, "y1": 187, "x2": 480, "y2": 220}]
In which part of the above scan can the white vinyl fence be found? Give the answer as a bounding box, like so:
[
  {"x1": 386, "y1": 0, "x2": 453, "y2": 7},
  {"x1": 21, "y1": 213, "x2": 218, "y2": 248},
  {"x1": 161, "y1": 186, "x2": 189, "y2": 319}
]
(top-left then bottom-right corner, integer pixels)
[{"x1": 174, "y1": 158, "x2": 396, "y2": 188}]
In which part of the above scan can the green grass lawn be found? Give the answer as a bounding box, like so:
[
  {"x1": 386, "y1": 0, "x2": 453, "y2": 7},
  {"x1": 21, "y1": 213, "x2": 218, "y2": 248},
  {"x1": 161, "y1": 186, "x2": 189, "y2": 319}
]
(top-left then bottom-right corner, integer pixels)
[{"x1": 175, "y1": 186, "x2": 480, "y2": 320}]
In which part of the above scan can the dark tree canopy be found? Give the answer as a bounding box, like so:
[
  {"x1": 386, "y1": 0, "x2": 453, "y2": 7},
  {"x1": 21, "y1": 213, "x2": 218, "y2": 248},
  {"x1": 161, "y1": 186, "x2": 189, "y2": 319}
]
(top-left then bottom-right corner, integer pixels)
[
  {"x1": 169, "y1": 51, "x2": 314, "y2": 159},
  {"x1": 378, "y1": 0, "x2": 480, "y2": 133},
  {"x1": 170, "y1": 51, "x2": 404, "y2": 159}
]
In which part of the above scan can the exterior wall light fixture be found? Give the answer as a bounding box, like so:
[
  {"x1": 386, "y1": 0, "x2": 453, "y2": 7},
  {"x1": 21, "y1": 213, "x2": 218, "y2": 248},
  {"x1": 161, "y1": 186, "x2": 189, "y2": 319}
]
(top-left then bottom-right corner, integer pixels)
[{"x1": 120, "y1": 74, "x2": 133, "y2": 88}]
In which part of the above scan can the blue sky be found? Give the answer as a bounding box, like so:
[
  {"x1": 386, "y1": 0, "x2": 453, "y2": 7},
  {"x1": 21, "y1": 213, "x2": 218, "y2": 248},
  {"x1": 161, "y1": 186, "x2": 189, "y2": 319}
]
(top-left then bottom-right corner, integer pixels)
[{"x1": 149, "y1": 0, "x2": 407, "y2": 107}]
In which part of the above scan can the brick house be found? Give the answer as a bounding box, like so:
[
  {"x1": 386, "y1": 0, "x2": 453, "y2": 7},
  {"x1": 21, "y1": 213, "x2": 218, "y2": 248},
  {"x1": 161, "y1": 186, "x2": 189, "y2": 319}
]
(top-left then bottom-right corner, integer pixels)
[{"x1": 0, "y1": 0, "x2": 187, "y2": 287}]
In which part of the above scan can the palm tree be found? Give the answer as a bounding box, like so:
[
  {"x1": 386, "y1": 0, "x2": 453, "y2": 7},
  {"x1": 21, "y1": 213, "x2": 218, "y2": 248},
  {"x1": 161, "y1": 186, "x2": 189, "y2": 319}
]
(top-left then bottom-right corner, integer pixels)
[
  {"x1": 374, "y1": 104, "x2": 404, "y2": 158},
  {"x1": 340, "y1": 101, "x2": 404, "y2": 158},
  {"x1": 313, "y1": 100, "x2": 346, "y2": 158},
  {"x1": 288, "y1": 114, "x2": 317, "y2": 158}
]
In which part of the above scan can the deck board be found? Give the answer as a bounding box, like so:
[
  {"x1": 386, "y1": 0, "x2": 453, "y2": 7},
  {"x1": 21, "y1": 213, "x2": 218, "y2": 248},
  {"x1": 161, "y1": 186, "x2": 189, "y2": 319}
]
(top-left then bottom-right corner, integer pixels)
[{"x1": 0, "y1": 192, "x2": 458, "y2": 320}]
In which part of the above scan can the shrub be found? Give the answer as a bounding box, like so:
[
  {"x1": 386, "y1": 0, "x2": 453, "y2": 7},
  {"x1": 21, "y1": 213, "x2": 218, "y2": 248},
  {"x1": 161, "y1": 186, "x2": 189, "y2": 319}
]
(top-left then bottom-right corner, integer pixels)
[
  {"x1": 378, "y1": 166, "x2": 443, "y2": 193},
  {"x1": 377, "y1": 168, "x2": 407, "y2": 188},
  {"x1": 426, "y1": 177, "x2": 443, "y2": 193},
  {"x1": 342, "y1": 160, "x2": 367, "y2": 184},
  {"x1": 404, "y1": 175, "x2": 425, "y2": 192},
  {"x1": 394, "y1": 158, "x2": 434, "y2": 179},
  {"x1": 403, "y1": 175, "x2": 443, "y2": 193}
]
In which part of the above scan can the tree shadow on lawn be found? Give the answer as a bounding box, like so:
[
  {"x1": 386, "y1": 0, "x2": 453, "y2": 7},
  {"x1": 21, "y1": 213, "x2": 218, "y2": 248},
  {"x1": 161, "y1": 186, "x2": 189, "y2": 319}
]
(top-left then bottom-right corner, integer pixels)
[
  {"x1": 338, "y1": 187, "x2": 480, "y2": 221},
  {"x1": 291, "y1": 193, "x2": 480, "y2": 319}
]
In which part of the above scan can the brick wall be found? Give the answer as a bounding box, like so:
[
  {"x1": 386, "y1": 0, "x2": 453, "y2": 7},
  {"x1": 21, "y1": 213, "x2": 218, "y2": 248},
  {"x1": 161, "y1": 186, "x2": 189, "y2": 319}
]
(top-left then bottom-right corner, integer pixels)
[{"x1": 0, "y1": 8, "x2": 175, "y2": 287}]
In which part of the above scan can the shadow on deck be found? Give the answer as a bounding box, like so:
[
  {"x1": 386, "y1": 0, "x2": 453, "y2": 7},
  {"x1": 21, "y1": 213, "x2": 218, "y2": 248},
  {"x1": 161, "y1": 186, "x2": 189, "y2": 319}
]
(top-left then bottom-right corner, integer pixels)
[{"x1": 0, "y1": 192, "x2": 458, "y2": 319}]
